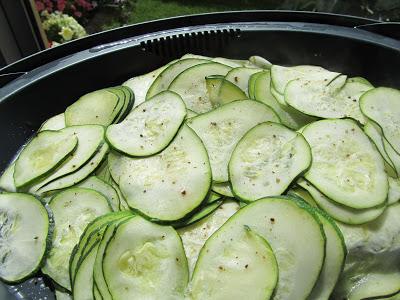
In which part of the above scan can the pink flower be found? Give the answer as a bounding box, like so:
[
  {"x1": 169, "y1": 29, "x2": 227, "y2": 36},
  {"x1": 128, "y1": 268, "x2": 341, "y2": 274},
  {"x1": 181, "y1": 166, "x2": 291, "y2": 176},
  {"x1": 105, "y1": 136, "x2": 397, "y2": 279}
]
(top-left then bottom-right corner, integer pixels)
[
  {"x1": 35, "y1": 1, "x2": 45, "y2": 11},
  {"x1": 74, "y1": 11, "x2": 82, "y2": 17},
  {"x1": 57, "y1": 0, "x2": 66, "y2": 11}
]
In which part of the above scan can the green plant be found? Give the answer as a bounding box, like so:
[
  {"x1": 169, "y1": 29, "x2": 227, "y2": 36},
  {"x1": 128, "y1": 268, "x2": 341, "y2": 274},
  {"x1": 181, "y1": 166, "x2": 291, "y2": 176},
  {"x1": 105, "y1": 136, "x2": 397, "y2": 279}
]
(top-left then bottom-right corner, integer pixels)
[{"x1": 41, "y1": 11, "x2": 87, "y2": 45}]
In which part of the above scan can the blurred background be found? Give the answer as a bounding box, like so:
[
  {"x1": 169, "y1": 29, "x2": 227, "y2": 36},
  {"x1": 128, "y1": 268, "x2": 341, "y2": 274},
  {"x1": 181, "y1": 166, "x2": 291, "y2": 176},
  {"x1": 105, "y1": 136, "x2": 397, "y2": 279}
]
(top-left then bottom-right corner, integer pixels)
[{"x1": 1, "y1": 0, "x2": 399, "y2": 67}]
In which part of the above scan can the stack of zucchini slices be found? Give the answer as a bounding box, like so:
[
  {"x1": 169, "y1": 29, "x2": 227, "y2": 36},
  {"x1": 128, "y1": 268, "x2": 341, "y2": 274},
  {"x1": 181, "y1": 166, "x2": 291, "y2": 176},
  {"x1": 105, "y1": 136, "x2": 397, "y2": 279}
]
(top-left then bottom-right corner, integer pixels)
[{"x1": 0, "y1": 53, "x2": 399, "y2": 300}]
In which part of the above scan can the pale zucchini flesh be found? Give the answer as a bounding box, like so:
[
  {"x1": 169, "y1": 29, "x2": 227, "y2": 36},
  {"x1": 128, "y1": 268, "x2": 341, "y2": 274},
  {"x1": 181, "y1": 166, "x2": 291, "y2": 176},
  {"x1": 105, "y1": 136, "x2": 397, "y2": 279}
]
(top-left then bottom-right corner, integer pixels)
[
  {"x1": 178, "y1": 200, "x2": 240, "y2": 275},
  {"x1": 168, "y1": 62, "x2": 232, "y2": 113},
  {"x1": 254, "y1": 71, "x2": 315, "y2": 129},
  {"x1": 224, "y1": 67, "x2": 262, "y2": 96},
  {"x1": 39, "y1": 113, "x2": 66, "y2": 132},
  {"x1": 42, "y1": 188, "x2": 111, "y2": 290},
  {"x1": 118, "y1": 125, "x2": 212, "y2": 221},
  {"x1": 188, "y1": 225, "x2": 278, "y2": 300},
  {"x1": 106, "y1": 91, "x2": 186, "y2": 156},
  {"x1": 360, "y1": 87, "x2": 400, "y2": 155},
  {"x1": 298, "y1": 179, "x2": 386, "y2": 225},
  {"x1": 187, "y1": 100, "x2": 280, "y2": 182},
  {"x1": 0, "y1": 193, "x2": 50, "y2": 283},
  {"x1": 146, "y1": 58, "x2": 209, "y2": 99},
  {"x1": 0, "y1": 163, "x2": 16, "y2": 192},
  {"x1": 191, "y1": 197, "x2": 326, "y2": 300},
  {"x1": 102, "y1": 216, "x2": 188, "y2": 300},
  {"x1": 303, "y1": 119, "x2": 388, "y2": 209},
  {"x1": 229, "y1": 122, "x2": 311, "y2": 201},
  {"x1": 14, "y1": 130, "x2": 78, "y2": 188},
  {"x1": 211, "y1": 181, "x2": 234, "y2": 197}
]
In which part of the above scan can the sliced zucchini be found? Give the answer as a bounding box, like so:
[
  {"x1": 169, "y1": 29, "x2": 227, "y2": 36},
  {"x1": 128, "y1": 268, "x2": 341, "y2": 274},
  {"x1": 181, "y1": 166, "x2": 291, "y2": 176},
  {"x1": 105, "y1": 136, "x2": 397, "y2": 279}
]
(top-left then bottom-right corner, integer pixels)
[
  {"x1": 123, "y1": 62, "x2": 175, "y2": 108},
  {"x1": 204, "y1": 191, "x2": 222, "y2": 204},
  {"x1": 174, "y1": 200, "x2": 222, "y2": 228},
  {"x1": 37, "y1": 143, "x2": 109, "y2": 194},
  {"x1": 360, "y1": 87, "x2": 400, "y2": 154},
  {"x1": 0, "y1": 193, "x2": 51, "y2": 283},
  {"x1": 42, "y1": 188, "x2": 111, "y2": 290},
  {"x1": 248, "y1": 55, "x2": 272, "y2": 69},
  {"x1": 186, "y1": 109, "x2": 198, "y2": 119},
  {"x1": 384, "y1": 135, "x2": 400, "y2": 177},
  {"x1": 285, "y1": 76, "x2": 371, "y2": 122},
  {"x1": 303, "y1": 119, "x2": 388, "y2": 209},
  {"x1": 348, "y1": 76, "x2": 373, "y2": 86},
  {"x1": 308, "y1": 208, "x2": 347, "y2": 300},
  {"x1": 206, "y1": 76, "x2": 247, "y2": 107},
  {"x1": 95, "y1": 160, "x2": 112, "y2": 184},
  {"x1": 364, "y1": 121, "x2": 397, "y2": 176},
  {"x1": 187, "y1": 100, "x2": 280, "y2": 182},
  {"x1": 72, "y1": 241, "x2": 99, "y2": 300},
  {"x1": 287, "y1": 186, "x2": 318, "y2": 207},
  {"x1": 102, "y1": 216, "x2": 188, "y2": 299},
  {"x1": 29, "y1": 125, "x2": 106, "y2": 192},
  {"x1": 109, "y1": 179, "x2": 129, "y2": 211},
  {"x1": 212, "y1": 57, "x2": 244, "y2": 68},
  {"x1": 93, "y1": 216, "x2": 134, "y2": 300},
  {"x1": 224, "y1": 67, "x2": 261, "y2": 96},
  {"x1": 178, "y1": 200, "x2": 240, "y2": 274},
  {"x1": 270, "y1": 64, "x2": 341, "y2": 96},
  {"x1": 106, "y1": 91, "x2": 186, "y2": 156},
  {"x1": 188, "y1": 225, "x2": 278, "y2": 300},
  {"x1": 65, "y1": 89, "x2": 122, "y2": 126},
  {"x1": 146, "y1": 58, "x2": 209, "y2": 99},
  {"x1": 69, "y1": 211, "x2": 131, "y2": 285},
  {"x1": 39, "y1": 113, "x2": 66, "y2": 132},
  {"x1": 211, "y1": 181, "x2": 234, "y2": 197},
  {"x1": 168, "y1": 62, "x2": 231, "y2": 113},
  {"x1": 196, "y1": 196, "x2": 325, "y2": 300},
  {"x1": 118, "y1": 125, "x2": 211, "y2": 221},
  {"x1": 76, "y1": 176, "x2": 119, "y2": 211},
  {"x1": 389, "y1": 177, "x2": 400, "y2": 205},
  {"x1": 229, "y1": 122, "x2": 311, "y2": 201},
  {"x1": 334, "y1": 202, "x2": 400, "y2": 299},
  {"x1": 247, "y1": 71, "x2": 263, "y2": 99},
  {"x1": 254, "y1": 71, "x2": 315, "y2": 129},
  {"x1": 298, "y1": 179, "x2": 386, "y2": 224},
  {"x1": 55, "y1": 290, "x2": 72, "y2": 300},
  {"x1": 0, "y1": 163, "x2": 16, "y2": 192},
  {"x1": 14, "y1": 130, "x2": 78, "y2": 188}
]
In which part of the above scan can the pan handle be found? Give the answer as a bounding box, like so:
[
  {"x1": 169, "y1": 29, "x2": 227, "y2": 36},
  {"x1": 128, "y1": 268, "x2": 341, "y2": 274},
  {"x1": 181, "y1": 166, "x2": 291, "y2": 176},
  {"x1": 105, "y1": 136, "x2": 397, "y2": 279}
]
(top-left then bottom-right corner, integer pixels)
[{"x1": 355, "y1": 22, "x2": 400, "y2": 41}]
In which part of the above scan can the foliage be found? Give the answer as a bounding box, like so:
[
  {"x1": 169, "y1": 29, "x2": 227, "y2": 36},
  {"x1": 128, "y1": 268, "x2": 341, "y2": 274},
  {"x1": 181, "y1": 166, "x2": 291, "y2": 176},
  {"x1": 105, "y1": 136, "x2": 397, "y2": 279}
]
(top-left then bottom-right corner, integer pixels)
[{"x1": 41, "y1": 11, "x2": 87, "y2": 45}]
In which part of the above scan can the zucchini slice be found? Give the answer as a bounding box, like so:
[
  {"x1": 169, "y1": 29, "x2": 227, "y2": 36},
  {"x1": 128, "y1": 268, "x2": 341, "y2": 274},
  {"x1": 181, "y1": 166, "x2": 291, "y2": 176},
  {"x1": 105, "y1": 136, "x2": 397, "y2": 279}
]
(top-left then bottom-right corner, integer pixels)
[
  {"x1": 118, "y1": 125, "x2": 211, "y2": 221},
  {"x1": 39, "y1": 113, "x2": 66, "y2": 132},
  {"x1": 174, "y1": 200, "x2": 223, "y2": 228},
  {"x1": 146, "y1": 58, "x2": 209, "y2": 99},
  {"x1": 204, "y1": 191, "x2": 222, "y2": 204},
  {"x1": 211, "y1": 181, "x2": 234, "y2": 197},
  {"x1": 29, "y1": 125, "x2": 106, "y2": 192},
  {"x1": 14, "y1": 130, "x2": 78, "y2": 188},
  {"x1": 76, "y1": 176, "x2": 120, "y2": 211},
  {"x1": 69, "y1": 211, "x2": 132, "y2": 285},
  {"x1": 254, "y1": 71, "x2": 315, "y2": 129},
  {"x1": 106, "y1": 91, "x2": 186, "y2": 156},
  {"x1": 197, "y1": 196, "x2": 325, "y2": 300},
  {"x1": 303, "y1": 119, "x2": 388, "y2": 209},
  {"x1": 389, "y1": 177, "x2": 400, "y2": 205},
  {"x1": 42, "y1": 188, "x2": 111, "y2": 290},
  {"x1": 93, "y1": 216, "x2": 134, "y2": 300},
  {"x1": 65, "y1": 89, "x2": 121, "y2": 126},
  {"x1": 248, "y1": 55, "x2": 272, "y2": 69},
  {"x1": 346, "y1": 273, "x2": 400, "y2": 300},
  {"x1": 187, "y1": 100, "x2": 280, "y2": 182},
  {"x1": 206, "y1": 76, "x2": 246, "y2": 107},
  {"x1": 271, "y1": 64, "x2": 341, "y2": 96},
  {"x1": 178, "y1": 200, "x2": 240, "y2": 274},
  {"x1": 168, "y1": 62, "x2": 232, "y2": 113},
  {"x1": 247, "y1": 71, "x2": 263, "y2": 99},
  {"x1": 102, "y1": 216, "x2": 188, "y2": 300},
  {"x1": 55, "y1": 290, "x2": 72, "y2": 300},
  {"x1": 188, "y1": 225, "x2": 278, "y2": 300},
  {"x1": 229, "y1": 122, "x2": 311, "y2": 201},
  {"x1": 0, "y1": 163, "x2": 16, "y2": 192},
  {"x1": 37, "y1": 142, "x2": 109, "y2": 194},
  {"x1": 0, "y1": 193, "x2": 51, "y2": 283},
  {"x1": 364, "y1": 121, "x2": 397, "y2": 176},
  {"x1": 360, "y1": 87, "x2": 400, "y2": 155},
  {"x1": 298, "y1": 179, "x2": 386, "y2": 225},
  {"x1": 285, "y1": 76, "x2": 371, "y2": 121},
  {"x1": 224, "y1": 67, "x2": 262, "y2": 96},
  {"x1": 308, "y1": 208, "x2": 347, "y2": 300},
  {"x1": 94, "y1": 160, "x2": 112, "y2": 184}
]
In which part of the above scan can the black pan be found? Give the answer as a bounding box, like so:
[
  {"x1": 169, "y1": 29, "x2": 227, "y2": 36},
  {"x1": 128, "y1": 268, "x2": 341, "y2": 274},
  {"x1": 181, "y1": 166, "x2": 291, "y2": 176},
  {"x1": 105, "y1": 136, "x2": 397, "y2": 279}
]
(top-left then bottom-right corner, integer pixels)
[{"x1": 0, "y1": 10, "x2": 399, "y2": 299}]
